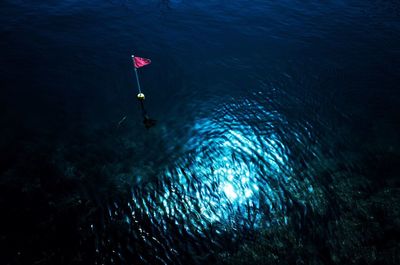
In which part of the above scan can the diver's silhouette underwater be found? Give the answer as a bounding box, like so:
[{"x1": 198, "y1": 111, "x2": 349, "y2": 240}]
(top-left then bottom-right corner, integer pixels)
[{"x1": 139, "y1": 100, "x2": 156, "y2": 129}]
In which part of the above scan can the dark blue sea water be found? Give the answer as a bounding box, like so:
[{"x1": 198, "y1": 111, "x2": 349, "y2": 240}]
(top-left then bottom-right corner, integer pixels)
[{"x1": 1, "y1": 1, "x2": 400, "y2": 265}]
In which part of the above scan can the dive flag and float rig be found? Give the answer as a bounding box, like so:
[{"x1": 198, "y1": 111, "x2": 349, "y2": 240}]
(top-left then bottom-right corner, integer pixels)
[{"x1": 131, "y1": 54, "x2": 156, "y2": 129}]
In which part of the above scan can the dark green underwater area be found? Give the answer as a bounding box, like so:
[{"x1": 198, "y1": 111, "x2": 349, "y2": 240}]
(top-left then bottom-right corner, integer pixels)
[{"x1": 0, "y1": 0, "x2": 399, "y2": 264}]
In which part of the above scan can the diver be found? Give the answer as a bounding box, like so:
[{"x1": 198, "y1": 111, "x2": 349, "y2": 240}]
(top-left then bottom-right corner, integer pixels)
[
  {"x1": 143, "y1": 114, "x2": 157, "y2": 129},
  {"x1": 137, "y1": 93, "x2": 157, "y2": 129}
]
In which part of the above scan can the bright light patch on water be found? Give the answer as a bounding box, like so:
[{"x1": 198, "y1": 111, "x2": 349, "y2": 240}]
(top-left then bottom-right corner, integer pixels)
[
  {"x1": 157, "y1": 114, "x2": 295, "y2": 227},
  {"x1": 244, "y1": 188, "x2": 253, "y2": 198},
  {"x1": 223, "y1": 183, "x2": 237, "y2": 200}
]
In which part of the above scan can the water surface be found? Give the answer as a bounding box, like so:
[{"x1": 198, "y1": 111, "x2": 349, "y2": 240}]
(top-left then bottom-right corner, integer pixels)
[{"x1": 1, "y1": 0, "x2": 399, "y2": 264}]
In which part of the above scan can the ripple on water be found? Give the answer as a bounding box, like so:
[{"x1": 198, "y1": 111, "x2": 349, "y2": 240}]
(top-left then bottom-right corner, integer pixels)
[{"x1": 97, "y1": 92, "x2": 334, "y2": 265}]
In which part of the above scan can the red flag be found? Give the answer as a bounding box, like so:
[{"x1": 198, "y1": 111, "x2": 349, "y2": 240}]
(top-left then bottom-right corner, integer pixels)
[{"x1": 132, "y1": 56, "x2": 151, "y2": 68}]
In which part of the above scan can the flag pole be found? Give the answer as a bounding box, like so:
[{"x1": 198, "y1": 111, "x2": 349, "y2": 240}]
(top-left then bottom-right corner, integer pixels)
[
  {"x1": 131, "y1": 55, "x2": 142, "y2": 94},
  {"x1": 130, "y1": 54, "x2": 156, "y2": 128}
]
